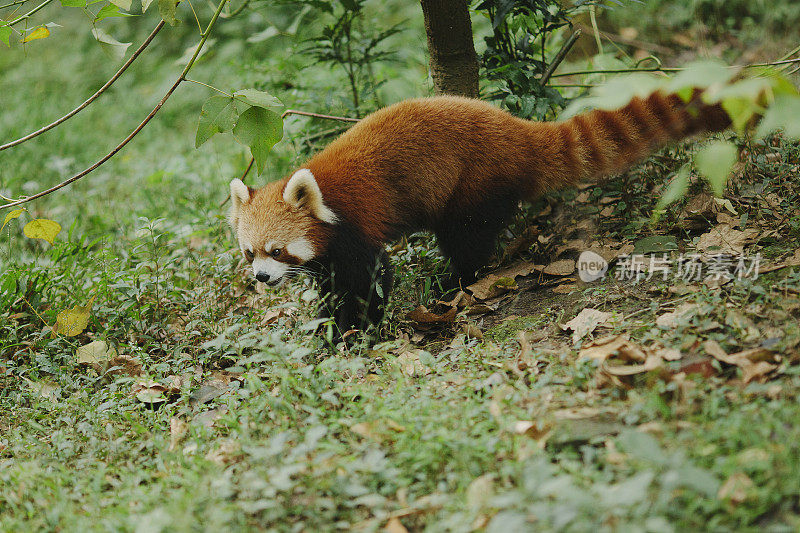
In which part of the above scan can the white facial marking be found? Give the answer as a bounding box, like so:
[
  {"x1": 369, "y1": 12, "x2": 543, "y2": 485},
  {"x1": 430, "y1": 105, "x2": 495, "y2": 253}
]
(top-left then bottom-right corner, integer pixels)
[
  {"x1": 239, "y1": 236, "x2": 253, "y2": 256},
  {"x1": 252, "y1": 256, "x2": 289, "y2": 283},
  {"x1": 264, "y1": 240, "x2": 277, "y2": 253},
  {"x1": 286, "y1": 238, "x2": 315, "y2": 262}
]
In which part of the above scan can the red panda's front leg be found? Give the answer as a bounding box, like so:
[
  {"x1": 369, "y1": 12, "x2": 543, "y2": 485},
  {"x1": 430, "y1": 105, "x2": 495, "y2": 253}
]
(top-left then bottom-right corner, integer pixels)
[{"x1": 311, "y1": 226, "x2": 393, "y2": 339}]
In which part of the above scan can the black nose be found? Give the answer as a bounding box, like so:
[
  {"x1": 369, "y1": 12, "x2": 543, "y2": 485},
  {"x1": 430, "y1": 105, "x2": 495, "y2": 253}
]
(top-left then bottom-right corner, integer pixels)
[{"x1": 255, "y1": 272, "x2": 270, "y2": 283}]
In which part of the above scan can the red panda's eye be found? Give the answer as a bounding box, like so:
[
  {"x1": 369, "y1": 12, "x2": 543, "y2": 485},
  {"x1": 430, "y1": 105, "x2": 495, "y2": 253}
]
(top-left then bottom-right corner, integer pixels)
[
  {"x1": 244, "y1": 250, "x2": 254, "y2": 262},
  {"x1": 271, "y1": 248, "x2": 281, "y2": 258}
]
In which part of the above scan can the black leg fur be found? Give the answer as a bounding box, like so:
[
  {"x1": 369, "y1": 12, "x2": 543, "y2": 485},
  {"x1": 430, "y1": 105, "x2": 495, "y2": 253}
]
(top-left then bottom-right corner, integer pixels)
[
  {"x1": 434, "y1": 191, "x2": 519, "y2": 289},
  {"x1": 309, "y1": 221, "x2": 393, "y2": 338}
]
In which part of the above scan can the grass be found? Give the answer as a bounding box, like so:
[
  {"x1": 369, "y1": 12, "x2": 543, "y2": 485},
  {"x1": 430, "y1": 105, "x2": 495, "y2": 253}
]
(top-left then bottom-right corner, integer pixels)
[{"x1": 3, "y1": 1, "x2": 800, "y2": 531}]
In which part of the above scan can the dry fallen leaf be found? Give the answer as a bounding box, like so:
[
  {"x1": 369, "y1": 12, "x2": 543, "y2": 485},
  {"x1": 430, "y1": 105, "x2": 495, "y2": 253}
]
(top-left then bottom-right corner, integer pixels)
[
  {"x1": 513, "y1": 420, "x2": 552, "y2": 444},
  {"x1": 205, "y1": 439, "x2": 242, "y2": 465},
  {"x1": 466, "y1": 262, "x2": 538, "y2": 300},
  {"x1": 603, "y1": 353, "x2": 663, "y2": 376},
  {"x1": 168, "y1": 417, "x2": 189, "y2": 452},
  {"x1": 394, "y1": 349, "x2": 432, "y2": 378},
  {"x1": 696, "y1": 225, "x2": 759, "y2": 255},
  {"x1": 718, "y1": 472, "x2": 753, "y2": 505},
  {"x1": 543, "y1": 259, "x2": 575, "y2": 276},
  {"x1": 501, "y1": 227, "x2": 539, "y2": 260},
  {"x1": 408, "y1": 305, "x2": 457, "y2": 324},
  {"x1": 385, "y1": 517, "x2": 409, "y2": 533},
  {"x1": 758, "y1": 249, "x2": 800, "y2": 274},
  {"x1": 579, "y1": 335, "x2": 631, "y2": 362},
  {"x1": 461, "y1": 323, "x2": 484, "y2": 340},
  {"x1": 552, "y1": 283, "x2": 578, "y2": 294},
  {"x1": 107, "y1": 355, "x2": 142, "y2": 377},
  {"x1": 656, "y1": 303, "x2": 699, "y2": 329},
  {"x1": 24, "y1": 377, "x2": 60, "y2": 402},
  {"x1": 133, "y1": 379, "x2": 168, "y2": 404},
  {"x1": 76, "y1": 340, "x2": 117, "y2": 370},
  {"x1": 561, "y1": 308, "x2": 612, "y2": 343},
  {"x1": 703, "y1": 340, "x2": 779, "y2": 384}
]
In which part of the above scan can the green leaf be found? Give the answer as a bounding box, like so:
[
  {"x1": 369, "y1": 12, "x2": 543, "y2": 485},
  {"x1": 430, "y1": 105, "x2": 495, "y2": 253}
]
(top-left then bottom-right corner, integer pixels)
[
  {"x1": 721, "y1": 97, "x2": 760, "y2": 133},
  {"x1": 60, "y1": 0, "x2": 86, "y2": 6},
  {"x1": 94, "y1": 2, "x2": 133, "y2": 21},
  {"x1": 0, "y1": 24, "x2": 11, "y2": 47},
  {"x1": 195, "y1": 95, "x2": 238, "y2": 148},
  {"x1": 712, "y1": 78, "x2": 771, "y2": 131},
  {"x1": 233, "y1": 106, "x2": 283, "y2": 175},
  {"x1": 676, "y1": 465, "x2": 720, "y2": 498},
  {"x1": 92, "y1": 28, "x2": 131, "y2": 59},
  {"x1": 1, "y1": 209, "x2": 24, "y2": 231},
  {"x1": 141, "y1": 0, "x2": 154, "y2": 11},
  {"x1": 233, "y1": 89, "x2": 283, "y2": 111},
  {"x1": 666, "y1": 60, "x2": 735, "y2": 95},
  {"x1": 158, "y1": 0, "x2": 179, "y2": 26},
  {"x1": 757, "y1": 94, "x2": 800, "y2": 139},
  {"x1": 654, "y1": 164, "x2": 690, "y2": 217},
  {"x1": 694, "y1": 140, "x2": 737, "y2": 196},
  {"x1": 23, "y1": 218, "x2": 61, "y2": 244},
  {"x1": 616, "y1": 429, "x2": 667, "y2": 465},
  {"x1": 560, "y1": 73, "x2": 661, "y2": 118},
  {"x1": 108, "y1": 0, "x2": 131, "y2": 10}
]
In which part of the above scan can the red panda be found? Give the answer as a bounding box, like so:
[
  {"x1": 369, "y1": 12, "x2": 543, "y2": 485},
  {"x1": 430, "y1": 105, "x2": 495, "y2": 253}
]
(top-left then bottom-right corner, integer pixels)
[{"x1": 228, "y1": 92, "x2": 730, "y2": 336}]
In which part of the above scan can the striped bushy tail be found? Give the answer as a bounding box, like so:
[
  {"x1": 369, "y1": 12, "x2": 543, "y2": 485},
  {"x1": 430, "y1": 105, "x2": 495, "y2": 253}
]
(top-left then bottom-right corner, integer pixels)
[{"x1": 553, "y1": 90, "x2": 731, "y2": 185}]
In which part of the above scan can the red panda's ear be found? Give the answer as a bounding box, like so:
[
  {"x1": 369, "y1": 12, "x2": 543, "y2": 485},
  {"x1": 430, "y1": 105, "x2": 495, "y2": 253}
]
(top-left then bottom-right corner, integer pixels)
[
  {"x1": 230, "y1": 179, "x2": 251, "y2": 210},
  {"x1": 283, "y1": 169, "x2": 338, "y2": 224}
]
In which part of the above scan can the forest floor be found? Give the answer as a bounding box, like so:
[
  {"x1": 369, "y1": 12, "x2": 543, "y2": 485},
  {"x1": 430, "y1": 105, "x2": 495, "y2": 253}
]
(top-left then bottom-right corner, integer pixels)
[{"x1": 3, "y1": 5, "x2": 800, "y2": 532}]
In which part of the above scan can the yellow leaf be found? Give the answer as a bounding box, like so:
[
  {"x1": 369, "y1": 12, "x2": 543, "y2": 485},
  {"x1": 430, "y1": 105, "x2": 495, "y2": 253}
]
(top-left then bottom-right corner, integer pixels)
[
  {"x1": 1, "y1": 209, "x2": 24, "y2": 231},
  {"x1": 21, "y1": 26, "x2": 50, "y2": 43},
  {"x1": 23, "y1": 218, "x2": 61, "y2": 244},
  {"x1": 54, "y1": 297, "x2": 94, "y2": 337}
]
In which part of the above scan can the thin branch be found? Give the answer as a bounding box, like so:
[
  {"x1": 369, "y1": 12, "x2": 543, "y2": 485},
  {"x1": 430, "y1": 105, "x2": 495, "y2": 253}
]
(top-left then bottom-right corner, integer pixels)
[
  {"x1": 183, "y1": 77, "x2": 232, "y2": 97},
  {"x1": 549, "y1": 83, "x2": 595, "y2": 88},
  {"x1": 238, "y1": 156, "x2": 254, "y2": 181},
  {"x1": 540, "y1": 29, "x2": 581, "y2": 86},
  {"x1": 549, "y1": 65, "x2": 681, "y2": 79},
  {"x1": 1, "y1": 21, "x2": 166, "y2": 152},
  {"x1": 6, "y1": 0, "x2": 52, "y2": 27},
  {"x1": 0, "y1": 0, "x2": 30, "y2": 10},
  {"x1": 281, "y1": 109, "x2": 360, "y2": 123},
  {"x1": 550, "y1": 57, "x2": 800, "y2": 80},
  {"x1": 221, "y1": 0, "x2": 249, "y2": 19},
  {"x1": 218, "y1": 157, "x2": 253, "y2": 207},
  {"x1": 184, "y1": 0, "x2": 203, "y2": 34},
  {"x1": 1, "y1": 0, "x2": 229, "y2": 210}
]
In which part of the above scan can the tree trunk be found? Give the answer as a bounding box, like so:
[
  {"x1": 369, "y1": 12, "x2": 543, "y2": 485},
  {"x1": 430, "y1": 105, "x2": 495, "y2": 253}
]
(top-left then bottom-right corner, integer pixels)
[{"x1": 420, "y1": 0, "x2": 480, "y2": 98}]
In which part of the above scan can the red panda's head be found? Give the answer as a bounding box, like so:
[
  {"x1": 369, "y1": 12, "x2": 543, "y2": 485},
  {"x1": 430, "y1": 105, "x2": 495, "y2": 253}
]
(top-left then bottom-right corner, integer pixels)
[{"x1": 228, "y1": 169, "x2": 337, "y2": 285}]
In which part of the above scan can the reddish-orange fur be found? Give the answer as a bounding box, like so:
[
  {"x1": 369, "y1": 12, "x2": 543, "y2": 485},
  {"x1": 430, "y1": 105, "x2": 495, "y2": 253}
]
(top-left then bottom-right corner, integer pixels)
[
  {"x1": 290, "y1": 91, "x2": 729, "y2": 248},
  {"x1": 233, "y1": 91, "x2": 730, "y2": 334}
]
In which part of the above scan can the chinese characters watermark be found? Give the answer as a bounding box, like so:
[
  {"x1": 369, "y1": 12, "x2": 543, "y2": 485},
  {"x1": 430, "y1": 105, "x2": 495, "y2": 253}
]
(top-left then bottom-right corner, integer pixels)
[{"x1": 578, "y1": 250, "x2": 761, "y2": 283}]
